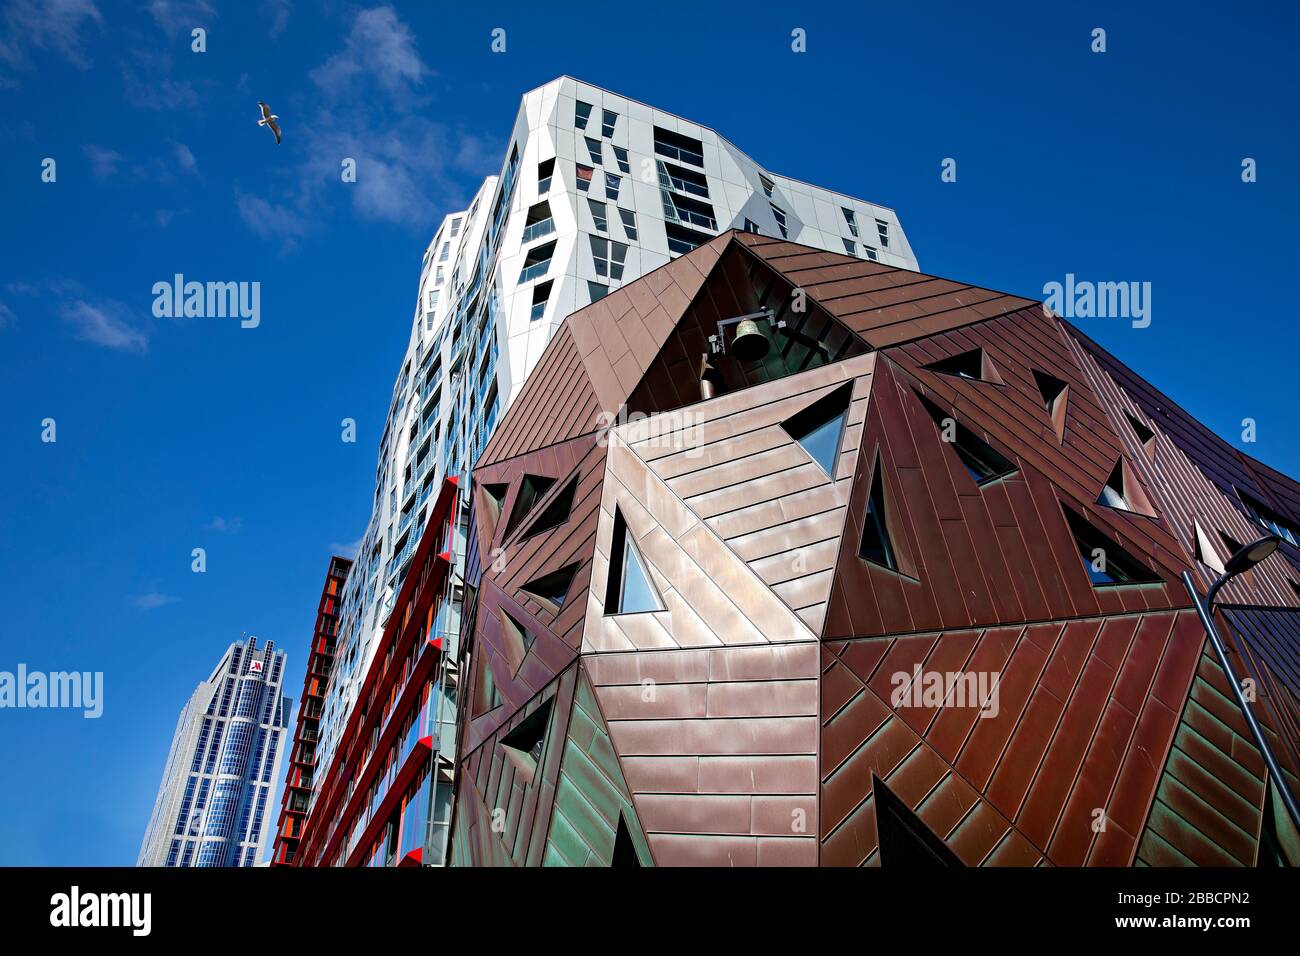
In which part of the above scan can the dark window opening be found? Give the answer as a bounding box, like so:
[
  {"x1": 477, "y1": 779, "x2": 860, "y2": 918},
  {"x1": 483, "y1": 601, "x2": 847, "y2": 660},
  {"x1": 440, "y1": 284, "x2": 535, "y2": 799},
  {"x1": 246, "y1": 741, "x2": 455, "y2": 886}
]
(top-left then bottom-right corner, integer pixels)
[
  {"x1": 859, "y1": 455, "x2": 898, "y2": 572},
  {"x1": 917, "y1": 393, "x2": 1017, "y2": 486},
  {"x1": 498, "y1": 608, "x2": 534, "y2": 675},
  {"x1": 922, "y1": 348, "x2": 1000, "y2": 384},
  {"x1": 520, "y1": 563, "x2": 579, "y2": 613},
  {"x1": 874, "y1": 776, "x2": 962, "y2": 867},
  {"x1": 498, "y1": 697, "x2": 553, "y2": 784},
  {"x1": 1063, "y1": 505, "x2": 1160, "y2": 587},
  {"x1": 611, "y1": 814, "x2": 640, "y2": 867},
  {"x1": 665, "y1": 222, "x2": 713, "y2": 256},
  {"x1": 1125, "y1": 411, "x2": 1156, "y2": 458},
  {"x1": 653, "y1": 126, "x2": 704, "y2": 167},
  {"x1": 605, "y1": 508, "x2": 664, "y2": 615},
  {"x1": 523, "y1": 476, "x2": 578, "y2": 539},
  {"x1": 504, "y1": 474, "x2": 556, "y2": 538},
  {"x1": 1032, "y1": 369, "x2": 1069, "y2": 444},
  {"x1": 781, "y1": 382, "x2": 853, "y2": 476}
]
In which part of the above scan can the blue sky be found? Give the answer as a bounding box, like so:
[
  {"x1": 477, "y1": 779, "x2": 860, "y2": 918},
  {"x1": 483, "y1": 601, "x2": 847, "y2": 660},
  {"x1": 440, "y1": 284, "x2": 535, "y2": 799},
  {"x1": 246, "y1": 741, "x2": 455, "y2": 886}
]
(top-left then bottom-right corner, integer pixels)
[{"x1": 0, "y1": 1, "x2": 1295, "y2": 866}]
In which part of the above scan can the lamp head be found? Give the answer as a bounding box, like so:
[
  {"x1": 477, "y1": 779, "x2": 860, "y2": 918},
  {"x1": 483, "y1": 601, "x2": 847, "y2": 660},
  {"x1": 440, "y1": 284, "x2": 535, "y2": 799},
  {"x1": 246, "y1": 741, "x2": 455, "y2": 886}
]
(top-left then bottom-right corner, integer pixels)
[{"x1": 1223, "y1": 534, "x2": 1280, "y2": 577}]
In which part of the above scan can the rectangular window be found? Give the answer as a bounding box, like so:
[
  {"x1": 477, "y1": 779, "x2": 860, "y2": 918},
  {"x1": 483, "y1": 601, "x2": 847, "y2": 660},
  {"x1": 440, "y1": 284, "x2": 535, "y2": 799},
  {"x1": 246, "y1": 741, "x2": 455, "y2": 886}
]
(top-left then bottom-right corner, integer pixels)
[
  {"x1": 576, "y1": 164, "x2": 594, "y2": 192},
  {"x1": 842, "y1": 238, "x2": 856, "y2": 254},
  {"x1": 863, "y1": 245, "x2": 878, "y2": 262},
  {"x1": 585, "y1": 137, "x2": 603, "y2": 165},
  {"x1": 876, "y1": 218, "x2": 890, "y2": 247},
  {"x1": 589, "y1": 235, "x2": 609, "y2": 278},
  {"x1": 601, "y1": 110, "x2": 617, "y2": 137},
  {"x1": 610, "y1": 241, "x2": 628, "y2": 280},
  {"x1": 588, "y1": 281, "x2": 609, "y2": 303},
  {"x1": 521, "y1": 200, "x2": 555, "y2": 244},
  {"x1": 530, "y1": 281, "x2": 552, "y2": 321},
  {"x1": 842, "y1": 207, "x2": 859, "y2": 238},
  {"x1": 656, "y1": 159, "x2": 709, "y2": 198},
  {"x1": 611, "y1": 145, "x2": 630, "y2": 173},
  {"x1": 653, "y1": 126, "x2": 705, "y2": 167},
  {"x1": 588, "y1": 198, "x2": 608, "y2": 232},
  {"x1": 665, "y1": 222, "x2": 711, "y2": 256},
  {"x1": 743, "y1": 218, "x2": 761, "y2": 234},
  {"x1": 435, "y1": 266, "x2": 444, "y2": 284},
  {"x1": 575, "y1": 100, "x2": 592, "y2": 130},
  {"x1": 519, "y1": 241, "x2": 556, "y2": 283},
  {"x1": 605, "y1": 173, "x2": 621, "y2": 201},
  {"x1": 438, "y1": 242, "x2": 450, "y2": 262},
  {"x1": 537, "y1": 158, "x2": 554, "y2": 195},
  {"x1": 759, "y1": 174, "x2": 775, "y2": 198},
  {"x1": 618, "y1": 207, "x2": 638, "y2": 240},
  {"x1": 449, "y1": 217, "x2": 463, "y2": 238},
  {"x1": 770, "y1": 204, "x2": 788, "y2": 238},
  {"x1": 661, "y1": 189, "x2": 717, "y2": 230}
]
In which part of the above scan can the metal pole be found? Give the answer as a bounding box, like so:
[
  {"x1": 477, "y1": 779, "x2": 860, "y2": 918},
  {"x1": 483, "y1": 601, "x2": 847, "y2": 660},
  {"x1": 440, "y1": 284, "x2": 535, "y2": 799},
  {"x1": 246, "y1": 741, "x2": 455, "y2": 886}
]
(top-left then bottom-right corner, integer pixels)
[{"x1": 1181, "y1": 570, "x2": 1300, "y2": 837}]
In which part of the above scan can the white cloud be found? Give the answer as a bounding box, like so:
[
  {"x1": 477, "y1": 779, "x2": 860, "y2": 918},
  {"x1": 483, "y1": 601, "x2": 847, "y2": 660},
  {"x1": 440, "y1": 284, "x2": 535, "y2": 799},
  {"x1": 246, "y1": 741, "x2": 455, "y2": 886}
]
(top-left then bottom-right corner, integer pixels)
[
  {"x1": 208, "y1": 516, "x2": 243, "y2": 533},
  {"x1": 0, "y1": 0, "x2": 103, "y2": 74},
  {"x1": 82, "y1": 144, "x2": 124, "y2": 179},
  {"x1": 130, "y1": 592, "x2": 179, "y2": 610},
  {"x1": 264, "y1": 0, "x2": 290, "y2": 39},
  {"x1": 60, "y1": 299, "x2": 148, "y2": 353},
  {"x1": 329, "y1": 536, "x2": 363, "y2": 559},
  {"x1": 0, "y1": 302, "x2": 14, "y2": 328},
  {"x1": 173, "y1": 141, "x2": 197, "y2": 173},
  {"x1": 238, "y1": 6, "x2": 491, "y2": 247},
  {"x1": 147, "y1": 0, "x2": 215, "y2": 37},
  {"x1": 311, "y1": 5, "x2": 425, "y2": 104}
]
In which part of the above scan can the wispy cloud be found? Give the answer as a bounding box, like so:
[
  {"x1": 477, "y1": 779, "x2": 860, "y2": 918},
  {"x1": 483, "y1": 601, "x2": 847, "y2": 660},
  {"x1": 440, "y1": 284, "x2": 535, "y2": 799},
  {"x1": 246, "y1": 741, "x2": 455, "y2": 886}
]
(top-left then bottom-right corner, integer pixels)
[
  {"x1": 329, "y1": 536, "x2": 363, "y2": 559},
  {"x1": 172, "y1": 141, "x2": 198, "y2": 173},
  {"x1": 147, "y1": 0, "x2": 215, "y2": 37},
  {"x1": 0, "y1": 302, "x2": 14, "y2": 328},
  {"x1": 60, "y1": 299, "x2": 149, "y2": 353},
  {"x1": 83, "y1": 144, "x2": 124, "y2": 180},
  {"x1": 120, "y1": 48, "x2": 199, "y2": 111},
  {"x1": 310, "y1": 5, "x2": 425, "y2": 105},
  {"x1": 208, "y1": 516, "x2": 243, "y2": 533},
  {"x1": 263, "y1": 0, "x2": 290, "y2": 38},
  {"x1": 130, "y1": 591, "x2": 179, "y2": 610},
  {"x1": 238, "y1": 5, "x2": 491, "y2": 250},
  {"x1": 0, "y1": 0, "x2": 103, "y2": 76}
]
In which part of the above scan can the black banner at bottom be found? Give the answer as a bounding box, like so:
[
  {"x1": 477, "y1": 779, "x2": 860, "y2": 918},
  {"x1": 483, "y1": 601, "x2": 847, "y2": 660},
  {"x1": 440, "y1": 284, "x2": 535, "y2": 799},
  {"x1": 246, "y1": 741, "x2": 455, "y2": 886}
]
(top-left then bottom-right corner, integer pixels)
[{"x1": 0, "y1": 865, "x2": 1283, "y2": 943}]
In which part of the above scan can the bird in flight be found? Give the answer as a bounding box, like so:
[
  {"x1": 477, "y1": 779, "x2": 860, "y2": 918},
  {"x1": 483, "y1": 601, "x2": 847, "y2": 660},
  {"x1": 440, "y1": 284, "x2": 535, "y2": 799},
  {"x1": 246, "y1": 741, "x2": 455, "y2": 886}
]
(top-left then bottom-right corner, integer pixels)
[{"x1": 257, "y1": 102, "x2": 282, "y2": 145}]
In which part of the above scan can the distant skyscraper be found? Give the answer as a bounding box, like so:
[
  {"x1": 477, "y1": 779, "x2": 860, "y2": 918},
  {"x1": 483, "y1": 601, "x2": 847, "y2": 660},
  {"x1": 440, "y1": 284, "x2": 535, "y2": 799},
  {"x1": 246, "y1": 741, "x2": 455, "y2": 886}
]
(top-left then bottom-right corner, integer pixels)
[
  {"x1": 304, "y1": 76, "x2": 919, "y2": 865},
  {"x1": 138, "y1": 637, "x2": 290, "y2": 867}
]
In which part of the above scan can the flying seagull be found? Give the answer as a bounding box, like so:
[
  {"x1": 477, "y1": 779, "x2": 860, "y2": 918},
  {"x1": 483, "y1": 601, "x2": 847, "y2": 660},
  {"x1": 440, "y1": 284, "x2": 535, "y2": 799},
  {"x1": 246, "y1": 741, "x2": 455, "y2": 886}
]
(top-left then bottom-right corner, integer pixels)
[{"x1": 257, "y1": 101, "x2": 281, "y2": 145}]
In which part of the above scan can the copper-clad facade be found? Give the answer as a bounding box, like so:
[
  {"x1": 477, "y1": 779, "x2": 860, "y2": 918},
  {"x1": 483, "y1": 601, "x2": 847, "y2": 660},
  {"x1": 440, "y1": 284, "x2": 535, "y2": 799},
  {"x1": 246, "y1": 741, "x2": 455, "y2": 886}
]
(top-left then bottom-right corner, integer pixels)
[{"x1": 450, "y1": 230, "x2": 1300, "y2": 866}]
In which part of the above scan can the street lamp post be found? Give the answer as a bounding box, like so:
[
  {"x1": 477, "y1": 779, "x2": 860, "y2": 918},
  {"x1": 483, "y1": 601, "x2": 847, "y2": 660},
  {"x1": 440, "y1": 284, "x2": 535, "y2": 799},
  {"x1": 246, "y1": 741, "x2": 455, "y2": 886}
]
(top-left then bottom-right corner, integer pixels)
[{"x1": 1180, "y1": 533, "x2": 1300, "y2": 838}]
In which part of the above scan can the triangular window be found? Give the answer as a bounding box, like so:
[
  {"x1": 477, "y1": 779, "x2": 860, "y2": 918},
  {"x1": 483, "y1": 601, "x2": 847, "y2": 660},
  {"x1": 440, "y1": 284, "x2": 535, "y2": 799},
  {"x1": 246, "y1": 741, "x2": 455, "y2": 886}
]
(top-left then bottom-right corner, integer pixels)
[
  {"x1": 1126, "y1": 413, "x2": 1156, "y2": 459},
  {"x1": 1193, "y1": 521, "x2": 1225, "y2": 574},
  {"x1": 498, "y1": 698, "x2": 553, "y2": 785},
  {"x1": 781, "y1": 382, "x2": 853, "y2": 477},
  {"x1": 605, "y1": 508, "x2": 665, "y2": 615},
  {"x1": 1097, "y1": 458, "x2": 1156, "y2": 517},
  {"x1": 922, "y1": 348, "x2": 1002, "y2": 385},
  {"x1": 498, "y1": 608, "x2": 535, "y2": 675},
  {"x1": 917, "y1": 393, "x2": 1017, "y2": 486},
  {"x1": 522, "y1": 476, "x2": 578, "y2": 539},
  {"x1": 473, "y1": 656, "x2": 502, "y2": 717},
  {"x1": 859, "y1": 454, "x2": 898, "y2": 572},
  {"x1": 503, "y1": 474, "x2": 555, "y2": 538},
  {"x1": 519, "y1": 562, "x2": 579, "y2": 614},
  {"x1": 1031, "y1": 370, "x2": 1069, "y2": 444},
  {"x1": 611, "y1": 814, "x2": 641, "y2": 868},
  {"x1": 1063, "y1": 505, "x2": 1159, "y2": 586},
  {"x1": 873, "y1": 776, "x2": 963, "y2": 867}
]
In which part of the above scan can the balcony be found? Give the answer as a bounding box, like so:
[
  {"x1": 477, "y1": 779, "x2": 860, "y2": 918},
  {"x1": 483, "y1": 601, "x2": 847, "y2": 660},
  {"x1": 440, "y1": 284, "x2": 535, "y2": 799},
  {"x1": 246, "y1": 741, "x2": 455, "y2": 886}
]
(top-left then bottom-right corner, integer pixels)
[{"x1": 520, "y1": 217, "x2": 555, "y2": 244}]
